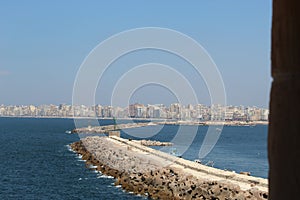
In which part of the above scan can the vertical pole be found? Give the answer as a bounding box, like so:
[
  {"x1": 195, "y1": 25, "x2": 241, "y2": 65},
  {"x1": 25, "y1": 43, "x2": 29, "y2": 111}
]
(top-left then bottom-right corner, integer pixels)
[{"x1": 269, "y1": 0, "x2": 300, "y2": 199}]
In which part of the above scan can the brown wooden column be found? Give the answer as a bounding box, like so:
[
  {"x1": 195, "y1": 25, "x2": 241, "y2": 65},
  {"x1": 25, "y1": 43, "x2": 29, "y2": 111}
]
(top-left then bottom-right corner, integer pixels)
[{"x1": 269, "y1": 0, "x2": 300, "y2": 199}]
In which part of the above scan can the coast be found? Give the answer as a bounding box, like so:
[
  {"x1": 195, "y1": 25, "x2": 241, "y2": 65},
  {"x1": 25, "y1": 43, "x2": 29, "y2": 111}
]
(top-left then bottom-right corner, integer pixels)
[
  {"x1": 156, "y1": 121, "x2": 268, "y2": 126},
  {"x1": 72, "y1": 122, "x2": 157, "y2": 133},
  {"x1": 72, "y1": 120, "x2": 268, "y2": 134},
  {"x1": 0, "y1": 116, "x2": 268, "y2": 126},
  {"x1": 70, "y1": 136, "x2": 268, "y2": 199}
]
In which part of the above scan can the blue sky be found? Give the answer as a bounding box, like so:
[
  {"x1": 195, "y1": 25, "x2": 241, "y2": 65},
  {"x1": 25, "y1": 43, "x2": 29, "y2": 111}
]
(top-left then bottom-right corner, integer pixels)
[{"x1": 0, "y1": 1, "x2": 272, "y2": 108}]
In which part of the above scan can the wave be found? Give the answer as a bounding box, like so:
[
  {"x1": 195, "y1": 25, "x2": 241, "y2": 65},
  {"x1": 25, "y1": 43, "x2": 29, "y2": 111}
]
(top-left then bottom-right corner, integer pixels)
[
  {"x1": 88, "y1": 165, "x2": 98, "y2": 169},
  {"x1": 66, "y1": 144, "x2": 76, "y2": 153},
  {"x1": 97, "y1": 174, "x2": 114, "y2": 179}
]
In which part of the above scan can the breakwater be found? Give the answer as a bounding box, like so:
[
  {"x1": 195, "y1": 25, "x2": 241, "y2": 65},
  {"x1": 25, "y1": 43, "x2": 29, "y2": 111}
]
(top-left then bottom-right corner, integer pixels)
[
  {"x1": 139, "y1": 139, "x2": 173, "y2": 146},
  {"x1": 72, "y1": 121, "x2": 268, "y2": 135},
  {"x1": 70, "y1": 136, "x2": 268, "y2": 199},
  {"x1": 72, "y1": 122, "x2": 157, "y2": 133}
]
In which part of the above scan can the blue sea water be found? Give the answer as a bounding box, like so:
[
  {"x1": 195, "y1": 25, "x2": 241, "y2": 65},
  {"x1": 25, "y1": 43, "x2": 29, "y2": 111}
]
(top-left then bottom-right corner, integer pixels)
[
  {"x1": 0, "y1": 117, "x2": 268, "y2": 199},
  {"x1": 122, "y1": 124, "x2": 268, "y2": 178}
]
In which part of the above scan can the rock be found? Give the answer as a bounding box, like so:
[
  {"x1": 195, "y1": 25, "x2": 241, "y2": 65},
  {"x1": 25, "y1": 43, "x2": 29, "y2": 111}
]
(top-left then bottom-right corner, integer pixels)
[
  {"x1": 70, "y1": 136, "x2": 268, "y2": 200},
  {"x1": 240, "y1": 171, "x2": 251, "y2": 176}
]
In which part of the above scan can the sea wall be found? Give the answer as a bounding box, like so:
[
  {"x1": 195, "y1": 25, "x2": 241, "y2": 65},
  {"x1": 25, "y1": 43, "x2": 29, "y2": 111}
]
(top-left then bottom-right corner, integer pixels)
[
  {"x1": 72, "y1": 122, "x2": 156, "y2": 134},
  {"x1": 139, "y1": 139, "x2": 173, "y2": 146},
  {"x1": 72, "y1": 121, "x2": 268, "y2": 134},
  {"x1": 70, "y1": 136, "x2": 268, "y2": 200}
]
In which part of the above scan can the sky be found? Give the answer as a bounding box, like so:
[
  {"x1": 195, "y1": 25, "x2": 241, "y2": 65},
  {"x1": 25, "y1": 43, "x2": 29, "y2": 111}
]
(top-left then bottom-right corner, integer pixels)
[{"x1": 0, "y1": 1, "x2": 272, "y2": 108}]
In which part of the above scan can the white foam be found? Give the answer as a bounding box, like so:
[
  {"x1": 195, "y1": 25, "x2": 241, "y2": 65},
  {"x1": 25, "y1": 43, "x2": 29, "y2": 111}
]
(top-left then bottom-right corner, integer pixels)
[
  {"x1": 97, "y1": 174, "x2": 114, "y2": 179},
  {"x1": 88, "y1": 165, "x2": 98, "y2": 169},
  {"x1": 66, "y1": 145, "x2": 76, "y2": 153}
]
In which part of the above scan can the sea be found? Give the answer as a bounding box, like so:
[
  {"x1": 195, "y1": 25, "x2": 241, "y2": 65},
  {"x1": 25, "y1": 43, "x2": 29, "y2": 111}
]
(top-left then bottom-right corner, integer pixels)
[{"x1": 0, "y1": 117, "x2": 268, "y2": 199}]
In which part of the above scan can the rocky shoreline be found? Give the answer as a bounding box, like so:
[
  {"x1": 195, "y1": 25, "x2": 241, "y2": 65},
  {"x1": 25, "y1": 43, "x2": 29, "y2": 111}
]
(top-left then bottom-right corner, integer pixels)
[{"x1": 70, "y1": 136, "x2": 268, "y2": 200}]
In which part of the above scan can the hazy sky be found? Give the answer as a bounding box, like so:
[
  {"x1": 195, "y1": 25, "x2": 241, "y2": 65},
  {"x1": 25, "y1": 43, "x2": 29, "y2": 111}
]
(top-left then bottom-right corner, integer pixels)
[{"x1": 0, "y1": 1, "x2": 272, "y2": 108}]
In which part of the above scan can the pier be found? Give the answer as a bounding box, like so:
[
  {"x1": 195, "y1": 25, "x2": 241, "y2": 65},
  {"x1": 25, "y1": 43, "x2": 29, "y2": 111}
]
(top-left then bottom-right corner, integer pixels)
[{"x1": 71, "y1": 135, "x2": 268, "y2": 199}]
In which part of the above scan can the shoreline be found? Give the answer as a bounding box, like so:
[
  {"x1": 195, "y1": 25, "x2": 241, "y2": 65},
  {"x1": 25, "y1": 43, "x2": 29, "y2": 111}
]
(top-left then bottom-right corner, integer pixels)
[
  {"x1": 72, "y1": 121, "x2": 267, "y2": 134},
  {"x1": 70, "y1": 135, "x2": 268, "y2": 199},
  {"x1": 0, "y1": 116, "x2": 268, "y2": 126}
]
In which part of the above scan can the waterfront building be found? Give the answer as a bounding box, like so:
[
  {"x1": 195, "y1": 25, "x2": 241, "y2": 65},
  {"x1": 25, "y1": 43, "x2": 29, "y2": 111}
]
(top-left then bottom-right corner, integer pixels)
[{"x1": 0, "y1": 103, "x2": 269, "y2": 121}]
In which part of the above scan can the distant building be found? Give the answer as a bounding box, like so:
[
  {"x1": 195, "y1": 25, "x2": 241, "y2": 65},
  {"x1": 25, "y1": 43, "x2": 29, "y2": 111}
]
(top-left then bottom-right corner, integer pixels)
[{"x1": 0, "y1": 103, "x2": 269, "y2": 122}]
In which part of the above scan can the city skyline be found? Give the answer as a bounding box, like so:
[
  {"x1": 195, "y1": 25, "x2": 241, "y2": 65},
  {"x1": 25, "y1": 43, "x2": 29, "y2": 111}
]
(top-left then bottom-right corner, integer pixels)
[
  {"x1": 0, "y1": 102, "x2": 269, "y2": 122},
  {"x1": 0, "y1": 1, "x2": 272, "y2": 107},
  {"x1": 0, "y1": 102, "x2": 269, "y2": 109}
]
